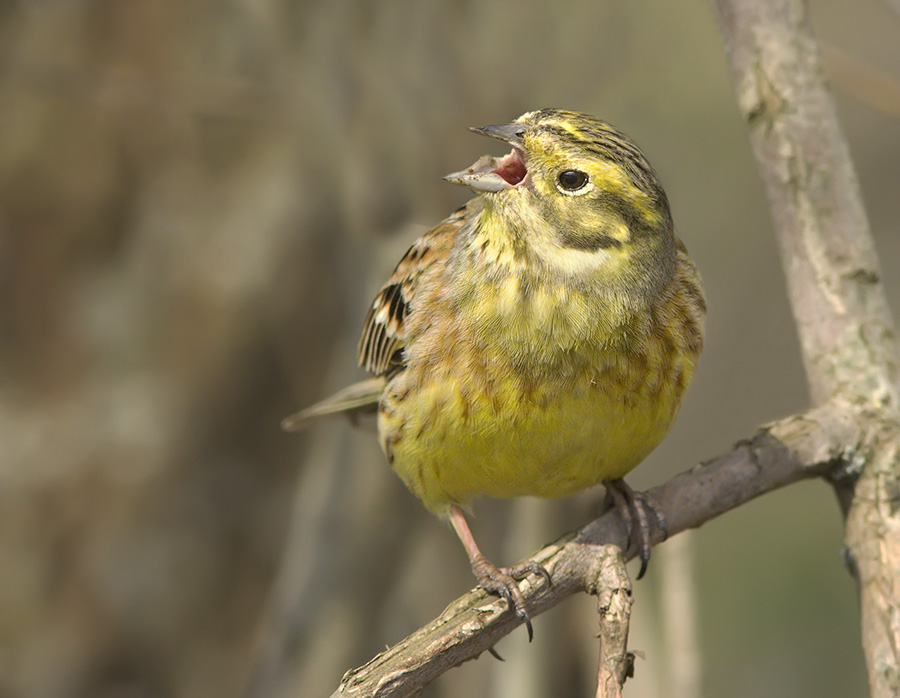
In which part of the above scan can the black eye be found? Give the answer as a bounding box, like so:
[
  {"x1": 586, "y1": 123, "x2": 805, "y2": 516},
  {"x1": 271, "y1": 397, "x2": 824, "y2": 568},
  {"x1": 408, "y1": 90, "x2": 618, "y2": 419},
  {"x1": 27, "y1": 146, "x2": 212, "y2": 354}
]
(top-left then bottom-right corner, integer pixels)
[{"x1": 557, "y1": 169, "x2": 588, "y2": 191}]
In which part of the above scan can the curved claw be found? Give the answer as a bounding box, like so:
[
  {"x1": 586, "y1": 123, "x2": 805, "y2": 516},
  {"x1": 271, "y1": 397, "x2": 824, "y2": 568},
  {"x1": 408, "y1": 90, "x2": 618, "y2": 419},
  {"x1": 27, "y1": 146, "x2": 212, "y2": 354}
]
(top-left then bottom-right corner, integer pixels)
[
  {"x1": 523, "y1": 613, "x2": 534, "y2": 642},
  {"x1": 470, "y1": 555, "x2": 551, "y2": 641},
  {"x1": 606, "y1": 479, "x2": 668, "y2": 580}
]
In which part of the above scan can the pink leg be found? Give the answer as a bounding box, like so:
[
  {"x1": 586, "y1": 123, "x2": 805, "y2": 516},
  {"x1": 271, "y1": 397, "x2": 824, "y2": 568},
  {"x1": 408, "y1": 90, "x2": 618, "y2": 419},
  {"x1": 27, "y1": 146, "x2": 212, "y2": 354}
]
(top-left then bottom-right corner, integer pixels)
[{"x1": 448, "y1": 504, "x2": 550, "y2": 641}]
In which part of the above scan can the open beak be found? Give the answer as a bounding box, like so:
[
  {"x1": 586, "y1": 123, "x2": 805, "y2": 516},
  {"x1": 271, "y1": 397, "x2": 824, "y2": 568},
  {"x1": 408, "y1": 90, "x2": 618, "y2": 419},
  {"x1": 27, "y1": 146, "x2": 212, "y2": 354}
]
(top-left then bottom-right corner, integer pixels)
[
  {"x1": 444, "y1": 122, "x2": 529, "y2": 193},
  {"x1": 469, "y1": 123, "x2": 526, "y2": 148}
]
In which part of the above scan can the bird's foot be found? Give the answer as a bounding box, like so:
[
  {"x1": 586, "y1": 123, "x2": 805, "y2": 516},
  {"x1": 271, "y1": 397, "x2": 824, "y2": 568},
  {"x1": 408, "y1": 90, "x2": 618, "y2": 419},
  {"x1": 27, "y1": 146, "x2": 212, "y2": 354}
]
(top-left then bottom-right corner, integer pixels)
[
  {"x1": 605, "y1": 479, "x2": 668, "y2": 580},
  {"x1": 470, "y1": 555, "x2": 551, "y2": 642}
]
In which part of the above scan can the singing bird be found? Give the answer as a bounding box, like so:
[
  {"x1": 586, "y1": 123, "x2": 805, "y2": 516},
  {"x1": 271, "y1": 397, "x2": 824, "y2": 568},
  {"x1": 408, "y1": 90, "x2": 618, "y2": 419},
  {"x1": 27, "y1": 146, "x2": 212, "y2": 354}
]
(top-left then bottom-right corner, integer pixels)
[{"x1": 285, "y1": 109, "x2": 705, "y2": 636}]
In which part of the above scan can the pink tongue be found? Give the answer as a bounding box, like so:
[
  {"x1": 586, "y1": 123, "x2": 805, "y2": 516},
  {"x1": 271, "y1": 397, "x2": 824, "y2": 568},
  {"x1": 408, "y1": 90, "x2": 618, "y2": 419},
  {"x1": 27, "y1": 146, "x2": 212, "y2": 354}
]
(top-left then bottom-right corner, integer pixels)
[{"x1": 494, "y1": 152, "x2": 527, "y2": 185}]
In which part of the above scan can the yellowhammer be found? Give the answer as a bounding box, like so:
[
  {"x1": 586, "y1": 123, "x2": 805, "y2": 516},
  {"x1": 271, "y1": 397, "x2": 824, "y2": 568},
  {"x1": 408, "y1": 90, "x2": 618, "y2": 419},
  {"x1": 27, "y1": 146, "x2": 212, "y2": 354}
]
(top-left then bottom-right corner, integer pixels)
[{"x1": 285, "y1": 108, "x2": 705, "y2": 637}]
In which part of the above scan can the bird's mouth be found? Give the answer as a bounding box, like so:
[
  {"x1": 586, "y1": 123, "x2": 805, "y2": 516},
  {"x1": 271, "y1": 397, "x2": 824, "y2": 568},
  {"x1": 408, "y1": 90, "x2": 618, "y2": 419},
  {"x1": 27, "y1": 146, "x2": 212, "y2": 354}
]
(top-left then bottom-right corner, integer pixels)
[
  {"x1": 444, "y1": 121, "x2": 530, "y2": 192},
  {"x1": 491, "y1": 148, "x2": 529, "y2": 186},
  {"x1": 443, "y1": 147, "x2": 529, "y2": 192}
]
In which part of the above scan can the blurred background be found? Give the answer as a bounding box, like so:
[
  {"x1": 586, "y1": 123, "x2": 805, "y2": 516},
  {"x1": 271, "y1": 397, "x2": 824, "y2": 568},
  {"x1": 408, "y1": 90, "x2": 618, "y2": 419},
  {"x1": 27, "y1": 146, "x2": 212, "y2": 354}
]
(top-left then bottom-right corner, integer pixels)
[{"x1": 1, "y1": 1, "x2": 899, "y2": 696}]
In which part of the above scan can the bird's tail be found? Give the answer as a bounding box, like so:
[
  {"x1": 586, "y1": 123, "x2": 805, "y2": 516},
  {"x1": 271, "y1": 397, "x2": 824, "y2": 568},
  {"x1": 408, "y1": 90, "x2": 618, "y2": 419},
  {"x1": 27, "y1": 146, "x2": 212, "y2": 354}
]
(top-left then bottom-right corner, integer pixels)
[{"x1": 281, "y1": 377, "x2": 384, "y2": 431}]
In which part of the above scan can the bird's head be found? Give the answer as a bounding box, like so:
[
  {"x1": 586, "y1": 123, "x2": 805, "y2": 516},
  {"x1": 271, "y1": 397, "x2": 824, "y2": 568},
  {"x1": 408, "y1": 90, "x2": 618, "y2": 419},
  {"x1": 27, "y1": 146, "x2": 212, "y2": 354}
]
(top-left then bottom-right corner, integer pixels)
[{"x1": 446, "y1": 108, "x2": 676, "y2": 298}]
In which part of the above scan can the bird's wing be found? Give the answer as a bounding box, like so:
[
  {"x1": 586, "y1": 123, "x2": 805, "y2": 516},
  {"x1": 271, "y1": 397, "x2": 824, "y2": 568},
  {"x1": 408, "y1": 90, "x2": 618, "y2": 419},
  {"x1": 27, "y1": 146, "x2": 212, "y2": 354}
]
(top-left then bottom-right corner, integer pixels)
[
  {"x1": 357, "y1": 203, "x2": 468, "y2": 376},
  {"x1": 282, "y1": 202, "x2": 469, "y2": 431}
]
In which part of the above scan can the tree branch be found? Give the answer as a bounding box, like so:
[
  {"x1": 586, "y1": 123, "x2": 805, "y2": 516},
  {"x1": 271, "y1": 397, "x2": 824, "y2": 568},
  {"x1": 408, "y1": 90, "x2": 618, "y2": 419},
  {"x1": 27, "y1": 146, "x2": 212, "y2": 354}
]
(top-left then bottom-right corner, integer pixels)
[
  {"x1": 713, "y1": 2, "x2": 900, "y2": 696},
  {"x1": 330, "y1": 404, "x2": 857, "y2": 698}
]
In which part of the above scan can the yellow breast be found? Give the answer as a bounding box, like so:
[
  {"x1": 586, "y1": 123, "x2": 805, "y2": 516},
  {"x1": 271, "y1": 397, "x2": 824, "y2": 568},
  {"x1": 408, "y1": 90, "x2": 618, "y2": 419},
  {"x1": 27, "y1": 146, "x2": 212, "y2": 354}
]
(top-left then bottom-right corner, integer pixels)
[
  {"x1": 380, "y1": 355, "x2": 692, "y2": 515},
  {"x1": 377, "y1": 260, "x2": 703, "y2": 515}
]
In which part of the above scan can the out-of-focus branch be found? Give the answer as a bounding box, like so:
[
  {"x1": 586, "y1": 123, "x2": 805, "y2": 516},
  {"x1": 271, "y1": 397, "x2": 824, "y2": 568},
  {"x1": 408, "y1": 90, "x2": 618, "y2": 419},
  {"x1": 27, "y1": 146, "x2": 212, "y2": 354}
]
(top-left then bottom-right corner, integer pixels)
[
  {"x1": 329, "y1": 405, "x2": 858, "y2": 698},
  {"x1": 822, "y1": 42, "x2": 900, "y2": 120},
  {"x1": 659, "y1": 532, "x2": 702, "y2": 698},
  {"x1": 713, "y1": 2, "x2": 900, "y2": 697},
  {"x1": 884, "y1": 0, "x2": 900, "y2": 21}
]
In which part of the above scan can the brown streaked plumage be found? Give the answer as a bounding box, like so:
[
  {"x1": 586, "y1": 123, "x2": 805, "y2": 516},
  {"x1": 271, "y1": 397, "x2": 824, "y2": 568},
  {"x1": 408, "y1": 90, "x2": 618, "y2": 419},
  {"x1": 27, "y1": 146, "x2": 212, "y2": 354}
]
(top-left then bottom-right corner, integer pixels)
[{"x1": 358, "y1": 204, "x2": 464, "y2": 376}]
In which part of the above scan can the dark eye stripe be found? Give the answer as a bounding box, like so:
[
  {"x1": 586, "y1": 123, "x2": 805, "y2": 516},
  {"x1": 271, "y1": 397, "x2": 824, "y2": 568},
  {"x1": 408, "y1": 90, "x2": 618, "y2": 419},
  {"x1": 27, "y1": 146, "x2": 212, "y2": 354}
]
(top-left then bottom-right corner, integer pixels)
[{"x1": 558, "y1": 230, "x2": 623, "y2": 251}]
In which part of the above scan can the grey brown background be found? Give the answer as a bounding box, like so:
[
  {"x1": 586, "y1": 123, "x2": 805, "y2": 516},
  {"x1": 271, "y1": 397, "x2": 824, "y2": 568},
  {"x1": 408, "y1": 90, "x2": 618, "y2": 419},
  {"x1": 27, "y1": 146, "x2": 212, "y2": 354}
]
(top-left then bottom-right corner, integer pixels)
[{"x1": 1, "y1": 1, "x2": 899, "y2": 697}]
